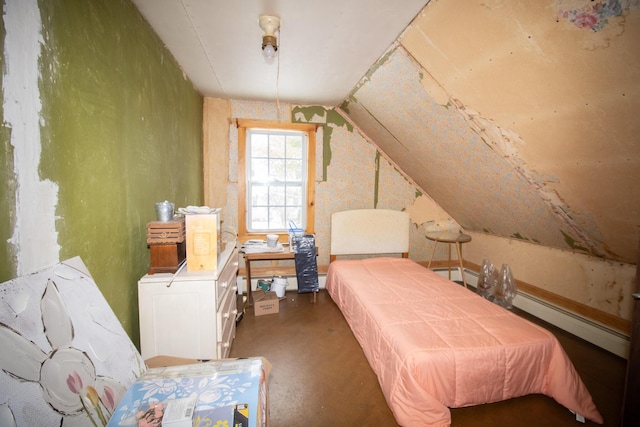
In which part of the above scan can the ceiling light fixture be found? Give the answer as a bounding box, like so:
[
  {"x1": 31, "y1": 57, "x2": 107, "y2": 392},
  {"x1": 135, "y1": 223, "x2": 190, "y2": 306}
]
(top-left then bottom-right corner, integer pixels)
[{"x1": 259, "y1": 15, "x2": 280, "y2": 64}]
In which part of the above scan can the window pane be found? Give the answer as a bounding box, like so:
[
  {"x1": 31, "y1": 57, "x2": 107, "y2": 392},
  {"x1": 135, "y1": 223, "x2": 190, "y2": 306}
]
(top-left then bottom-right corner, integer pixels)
[
  {"x1": 250, "y1": 184, "x2": 268, "y2": 206},
  {"x1": 286, "y1": 135, "x2": 303, "y2": 159},
  {"x1": 246, "y1": 128, "x2": 308, "y2": 232},
  {"x1": 286, "y1": 207, "x2": 302, "y2": 227},
  {"x1": 269, "y1": 135, "x2": 285, "y2": 158},
  {"x1": 268, "y1": 207, "x2": 286, "y2": 229},
  {"x1": 286, "y1": 159, "x2": 302, "y2": 181},
  {"x1": 269, "y1": 158, "x2": 285, "y2": 181},
  {"x1": 270, "y1": 185, "x2": 285, "y2": 206},
  {"x1": 251, "y1": 207, "x2": 269, "y2": 230},
  {"x1": 286, "y1": 185, "x2": 302, "y2": 205},
  {"x1": 251, "y1": 158, "x2": 269, "y2": 181},
  {"x1": 252, "y1": 134, "x2": 269, "y2": 157}
]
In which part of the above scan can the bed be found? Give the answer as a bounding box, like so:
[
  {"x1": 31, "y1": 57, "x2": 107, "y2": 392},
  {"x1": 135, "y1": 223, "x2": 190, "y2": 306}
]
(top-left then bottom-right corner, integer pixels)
[{"x1": 326, "y1": 209, "x2": 603, "y2": 426}]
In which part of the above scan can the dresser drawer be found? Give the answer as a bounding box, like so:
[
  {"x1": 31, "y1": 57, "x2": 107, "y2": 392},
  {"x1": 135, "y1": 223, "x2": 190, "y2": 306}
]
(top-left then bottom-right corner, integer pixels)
[
  {"x1": 217, "y1": 281, "x2": 237, "y2": 359},
  {"x1": 216, "y1": 248, "x2": 239, "y2": 309},
  {"x1": 217, "y1": 283, "x2": 237, "y2": 338},
  {"x1": 218, "y1": 311, "x2": 235, "y2": 359}
]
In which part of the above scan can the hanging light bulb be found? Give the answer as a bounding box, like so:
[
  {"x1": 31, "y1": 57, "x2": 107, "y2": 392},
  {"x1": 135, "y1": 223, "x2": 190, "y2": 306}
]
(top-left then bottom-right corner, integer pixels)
[
  {"x1": 259, "y1": 15, "x2": 280, "y2": 64},
  {"x1": 262, "y1": 42, "x2": 276, "y2": 63}
]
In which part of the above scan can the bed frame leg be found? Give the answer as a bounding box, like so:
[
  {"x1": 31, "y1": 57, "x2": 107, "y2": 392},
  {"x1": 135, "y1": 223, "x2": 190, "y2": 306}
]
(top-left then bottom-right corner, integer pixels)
[{"x1": 570, "y1": 410, "x2": 586, "y2": 423}]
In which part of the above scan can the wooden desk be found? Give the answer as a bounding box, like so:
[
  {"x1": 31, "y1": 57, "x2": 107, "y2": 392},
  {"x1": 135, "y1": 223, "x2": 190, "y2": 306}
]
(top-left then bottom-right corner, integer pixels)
[
  {"x1": 242, "y1": 247, "x2": 318, "y2": 307},
  {"x1": 426, "y1": 231, "x2": 472, "y2": 288}
]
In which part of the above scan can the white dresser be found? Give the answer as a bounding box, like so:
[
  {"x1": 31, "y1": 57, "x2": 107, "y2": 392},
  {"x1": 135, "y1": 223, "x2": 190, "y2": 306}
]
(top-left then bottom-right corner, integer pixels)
[{"x1": 138, "y1": 244, "x2": 239, "y2": 360}]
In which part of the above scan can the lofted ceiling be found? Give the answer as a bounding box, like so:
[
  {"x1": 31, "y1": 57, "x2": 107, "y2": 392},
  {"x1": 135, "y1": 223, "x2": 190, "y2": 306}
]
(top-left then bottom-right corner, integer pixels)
[
  {"x1": 132, "y1": 0, "x2": 639, "y2": 265},
  {"x1": 131, "y1": 0, "x2": 429, "y2": 106}
]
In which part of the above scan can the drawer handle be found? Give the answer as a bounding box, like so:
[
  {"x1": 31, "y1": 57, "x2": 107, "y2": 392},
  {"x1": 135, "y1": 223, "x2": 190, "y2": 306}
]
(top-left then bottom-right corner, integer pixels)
[
  {"x1": 223, "y1": 342, "x2": 230, "y2": 348},
  {"x1": 221, "y1": 280, "x2": 228, "y2": 288}
]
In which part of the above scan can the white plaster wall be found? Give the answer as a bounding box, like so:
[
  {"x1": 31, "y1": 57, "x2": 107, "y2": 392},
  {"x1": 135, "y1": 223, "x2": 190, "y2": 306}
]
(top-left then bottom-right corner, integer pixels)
[
  {"x1": 3, "y1": 0, "x2": 60, "y2": 276},
  {"x1": 465, "y1": 232, "x2": 635, "y2": 322}
]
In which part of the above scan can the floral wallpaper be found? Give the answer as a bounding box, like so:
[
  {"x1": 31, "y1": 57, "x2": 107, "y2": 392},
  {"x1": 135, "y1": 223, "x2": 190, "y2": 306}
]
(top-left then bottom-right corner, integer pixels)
[{"x1": 558, "y1": 0, "x2": 639, "y2": 31}]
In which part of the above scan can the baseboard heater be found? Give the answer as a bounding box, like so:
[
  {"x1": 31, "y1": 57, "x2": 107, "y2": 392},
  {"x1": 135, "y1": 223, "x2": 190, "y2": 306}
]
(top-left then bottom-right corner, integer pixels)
[{"x1": 432, "y1": 268, "x2": 630, "y2": 359}]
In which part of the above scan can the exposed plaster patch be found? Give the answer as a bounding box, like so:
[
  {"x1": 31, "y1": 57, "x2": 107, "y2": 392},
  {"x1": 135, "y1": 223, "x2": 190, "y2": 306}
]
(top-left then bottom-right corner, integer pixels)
[
  {"x1": 418, "y1": 70, "x2": 449, "y2": 105},
  {"x1": 292, "y1": 106, "x2": 327, "y2": 124},
  {"x1": 4, "y1": 0, "x2": 60, "y2": 275},
  {"x1": 561, "y1": 230, "x2": 590, "y2": 252},
  {"x1": 405, "y1": 194, "x2": 458, "y2": 231},
  {"x1": 448, "y1": 96, "x2": 607, "y2": 258},
  {"x1": 342, "y1": 43, "x2": 400, "y2": 106},
  {"x1": 511, "y1": 232, "x2": 541, "y2": 244},
  {"x1": 451, "y1": 98, "x2": 525, "y2": 159},
  {"x1": 291, "y1": 106, "x2": 354, "y2": 181}
]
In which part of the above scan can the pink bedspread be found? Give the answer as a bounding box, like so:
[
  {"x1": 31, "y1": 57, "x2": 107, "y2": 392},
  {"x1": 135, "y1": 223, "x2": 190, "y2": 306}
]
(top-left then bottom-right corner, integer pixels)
[{"x1": 325, "y1": 258, "x2": 602, "y2": 426}]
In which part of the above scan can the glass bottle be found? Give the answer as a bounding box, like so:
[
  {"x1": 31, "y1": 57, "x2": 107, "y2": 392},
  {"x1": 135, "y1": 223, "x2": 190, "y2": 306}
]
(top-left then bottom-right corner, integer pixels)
[
  {"x1": 495, "y1": 263, "x2": 517, "y2": 309},
  {"x1": 476, "y1": 259, "x2": 496, "y2": 301}
]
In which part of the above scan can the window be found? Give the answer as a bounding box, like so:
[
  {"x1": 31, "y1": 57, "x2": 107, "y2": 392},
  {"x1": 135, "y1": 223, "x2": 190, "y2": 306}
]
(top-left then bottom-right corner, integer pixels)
[{"x1": 237, "y1": 120, "x2": 316, "y2": 242}]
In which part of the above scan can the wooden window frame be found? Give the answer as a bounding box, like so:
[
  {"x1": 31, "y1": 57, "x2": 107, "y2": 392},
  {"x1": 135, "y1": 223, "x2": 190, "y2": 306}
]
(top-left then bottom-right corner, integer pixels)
[{"x1": 237, "y1": 119, "x2": 316, "y2": 243}]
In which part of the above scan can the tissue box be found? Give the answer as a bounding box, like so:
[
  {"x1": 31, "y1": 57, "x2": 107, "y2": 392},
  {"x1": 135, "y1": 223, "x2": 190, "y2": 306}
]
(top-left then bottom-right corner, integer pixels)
[{"x1": 253, "y1": 290, "x2": 280, "y2": 316}]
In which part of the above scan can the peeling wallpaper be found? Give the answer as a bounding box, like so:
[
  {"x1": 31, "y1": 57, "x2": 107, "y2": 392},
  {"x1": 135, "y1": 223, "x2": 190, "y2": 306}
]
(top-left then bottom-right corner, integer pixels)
[
  {"x1": 395, "y1": 0, "x2": 640, "y2": 263},
  {"x1": 220, "y1": 100, "x2": 458, "y2": 267},
  {"x1": 341, "y1": 47, "x2": 577, "y2": 251},
  {"x1": 331, "y1": 0, "x2": 639, "y2": 323}
]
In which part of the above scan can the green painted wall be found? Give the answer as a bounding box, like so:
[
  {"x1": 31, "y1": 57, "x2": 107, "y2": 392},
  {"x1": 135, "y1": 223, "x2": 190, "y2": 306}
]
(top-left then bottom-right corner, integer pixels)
[
  {"x1": 1, "y1": 0, "x2": 203, "y2": 345},
  {"x1": 0, "y1": 8, "x2": 16, "y2": 284}
]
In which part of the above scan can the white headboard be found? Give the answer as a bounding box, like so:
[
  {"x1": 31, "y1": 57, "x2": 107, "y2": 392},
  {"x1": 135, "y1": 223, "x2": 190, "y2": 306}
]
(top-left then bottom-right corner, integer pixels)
[{"x1": 330, "y1": 209, "x2": 410, "y2": 261}]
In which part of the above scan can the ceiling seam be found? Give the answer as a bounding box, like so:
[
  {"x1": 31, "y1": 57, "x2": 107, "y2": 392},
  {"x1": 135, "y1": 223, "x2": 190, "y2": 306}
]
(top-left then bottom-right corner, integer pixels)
[{"x1": 180, "y1": 0, "x2": 224, "y2": 94}]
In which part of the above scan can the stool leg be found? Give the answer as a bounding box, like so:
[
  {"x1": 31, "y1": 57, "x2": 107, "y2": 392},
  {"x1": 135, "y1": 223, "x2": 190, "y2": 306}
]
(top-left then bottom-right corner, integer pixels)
[
  {"x1": 448, "y1": 243, "x2": 452, "y2": 280},
  {"x1": 427, "y1": 241, "x2": 438, "y2": 268},
  {"x1": 455, "y1": 242, "x2": 467, "y2": 288}
]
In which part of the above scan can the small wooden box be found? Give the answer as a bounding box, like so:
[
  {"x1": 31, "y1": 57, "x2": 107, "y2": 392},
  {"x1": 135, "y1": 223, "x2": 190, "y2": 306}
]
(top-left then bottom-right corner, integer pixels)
[
  {"x1": 147, "y1": 217, "x2": 186, "y2": 245},
  {"x1": 148, "y1": 242, "x2": 186, "y2": 274}
]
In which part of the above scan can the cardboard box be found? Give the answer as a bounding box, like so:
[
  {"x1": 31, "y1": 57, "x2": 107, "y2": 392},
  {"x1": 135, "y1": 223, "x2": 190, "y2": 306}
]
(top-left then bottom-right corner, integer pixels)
[
  {"x1": 107, "y1": 358, "x2": 269, "y2": 427},
  {"x1": 186, "y1": 211, "x2": 220, "y2": 271},
  {"x1": 253, "y1": 290, "x2": 280, "y2": 316}
]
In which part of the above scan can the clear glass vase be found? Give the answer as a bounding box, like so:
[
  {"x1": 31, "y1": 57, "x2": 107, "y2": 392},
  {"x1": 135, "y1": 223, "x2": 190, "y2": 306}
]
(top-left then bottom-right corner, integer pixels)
[
  {"x1": 495, "y1": 264, "x2": 517, "y2": 309},
  {"x1": 476, "y1": 259, "x2": 497, "y2": 301}
]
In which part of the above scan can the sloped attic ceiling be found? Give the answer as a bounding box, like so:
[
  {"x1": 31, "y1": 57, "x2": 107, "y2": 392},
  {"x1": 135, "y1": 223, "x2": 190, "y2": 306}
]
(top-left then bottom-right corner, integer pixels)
[
  {"x1": 339, "y1": 1, "x2": 640, "y2": 264},
  {"x1": 132, "y1": 0, "x2": 638, "y2": 265}
]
